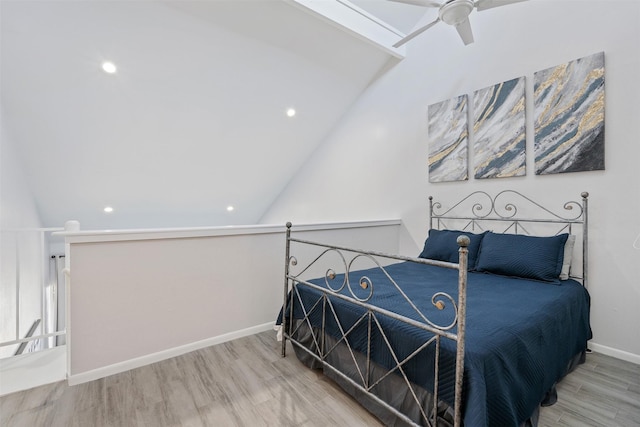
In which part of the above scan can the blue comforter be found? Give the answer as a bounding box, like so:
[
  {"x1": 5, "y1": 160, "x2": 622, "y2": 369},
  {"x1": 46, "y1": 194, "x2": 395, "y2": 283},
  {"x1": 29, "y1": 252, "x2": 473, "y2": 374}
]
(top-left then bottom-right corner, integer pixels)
[{"x1": 283, "y1": 261, "x2": 591, "y2": 426}]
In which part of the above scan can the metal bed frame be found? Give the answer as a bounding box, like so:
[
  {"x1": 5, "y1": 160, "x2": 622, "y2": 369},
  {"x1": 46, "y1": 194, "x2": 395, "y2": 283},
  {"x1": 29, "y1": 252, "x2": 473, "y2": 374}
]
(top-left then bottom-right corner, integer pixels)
[{"x1": 280, "y1": 190, "x2": 589, "y2": 427}]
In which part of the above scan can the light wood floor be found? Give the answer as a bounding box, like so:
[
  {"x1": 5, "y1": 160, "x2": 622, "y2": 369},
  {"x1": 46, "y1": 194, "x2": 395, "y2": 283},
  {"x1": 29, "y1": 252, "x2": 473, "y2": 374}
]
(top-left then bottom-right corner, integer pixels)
[{"x1": 1, "y1": 331, "x2": 639, "y2": 426}]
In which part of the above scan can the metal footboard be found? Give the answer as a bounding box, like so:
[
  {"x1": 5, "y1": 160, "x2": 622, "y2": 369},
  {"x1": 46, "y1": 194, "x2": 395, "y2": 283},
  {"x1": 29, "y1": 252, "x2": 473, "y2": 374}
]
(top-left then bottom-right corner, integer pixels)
[{"x1": 281, "y1": 222, "x2": 470, "y2": 427}]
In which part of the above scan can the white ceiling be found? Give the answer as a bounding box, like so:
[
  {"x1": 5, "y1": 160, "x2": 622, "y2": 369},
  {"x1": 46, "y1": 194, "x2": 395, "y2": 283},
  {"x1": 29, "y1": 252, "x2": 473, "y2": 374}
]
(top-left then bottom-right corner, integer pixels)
[{"x1": 1, "y1": 0, "x2": 424, "y2": 229}]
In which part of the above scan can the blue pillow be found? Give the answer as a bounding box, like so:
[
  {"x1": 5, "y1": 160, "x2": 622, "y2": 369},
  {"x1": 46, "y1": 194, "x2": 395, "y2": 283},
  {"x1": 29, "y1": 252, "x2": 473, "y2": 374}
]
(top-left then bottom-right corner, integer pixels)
[
  {"x1": 475, "y1": 232, "x2": 569, "y2": 283},
  {"x1": 419, "y1": 229, "x2": 486, "y2": 270}
]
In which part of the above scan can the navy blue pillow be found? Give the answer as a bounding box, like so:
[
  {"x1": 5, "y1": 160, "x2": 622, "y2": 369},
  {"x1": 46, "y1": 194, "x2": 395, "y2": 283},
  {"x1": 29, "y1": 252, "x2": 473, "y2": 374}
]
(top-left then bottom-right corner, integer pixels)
[
  {"x1": 419, "y1": 229, "x2": 486, "y2": 270},
  {"x1": 475, "y1": 232, "x2": 569, "y2": 283}
]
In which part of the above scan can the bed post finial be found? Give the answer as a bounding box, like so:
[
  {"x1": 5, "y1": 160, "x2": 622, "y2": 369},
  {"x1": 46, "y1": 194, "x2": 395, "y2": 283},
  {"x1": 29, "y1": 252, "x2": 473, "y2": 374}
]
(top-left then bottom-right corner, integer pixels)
[
  {"x1": 286, "y1": 222, "x2": 292, "y2": 229},
  {"x1": 581, "y1": 191, "x2": 589, "y2": 199},
  {"x1": 456, "y1": 235, "x2": 470, "y2": 247},
  {"x1": 456, "y1": 235, "x2": 470, "y2": 279}
]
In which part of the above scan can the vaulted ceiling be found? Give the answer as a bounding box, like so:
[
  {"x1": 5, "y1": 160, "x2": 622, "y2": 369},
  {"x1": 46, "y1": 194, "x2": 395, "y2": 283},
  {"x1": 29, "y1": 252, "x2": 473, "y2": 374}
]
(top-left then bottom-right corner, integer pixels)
[{"x1": 1, "y1": 0, "x2": 425, "y2": 229}]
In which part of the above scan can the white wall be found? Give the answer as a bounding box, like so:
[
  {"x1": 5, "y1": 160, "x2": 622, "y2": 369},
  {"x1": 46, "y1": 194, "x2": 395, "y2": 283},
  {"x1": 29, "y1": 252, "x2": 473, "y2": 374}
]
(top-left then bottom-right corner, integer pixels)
[
  {"x1": 0, "y1": 108, "x2": 42, "y2": 230},
  {"x1": 260, "y1": 1, "x2": 640, "y2": 361},
  {"x1": 0, "y1": 108, "x2": 44, "y2": 357},
  {"x1": 65, "y1": 220, "x2": 401, "y2": 384}
]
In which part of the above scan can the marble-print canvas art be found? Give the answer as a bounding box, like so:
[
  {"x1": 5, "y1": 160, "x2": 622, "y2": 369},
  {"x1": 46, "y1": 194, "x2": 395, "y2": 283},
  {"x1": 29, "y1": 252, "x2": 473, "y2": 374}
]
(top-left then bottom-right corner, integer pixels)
[
  {"x1": 428, "y1": 95, "x2": 468, "y2": 182},
  {"x1": 534, "y1": 52, "x2": 605, "y2": 175},
  {"x1": 473, "y1": 77, "x2": 526, "y2": 179}
]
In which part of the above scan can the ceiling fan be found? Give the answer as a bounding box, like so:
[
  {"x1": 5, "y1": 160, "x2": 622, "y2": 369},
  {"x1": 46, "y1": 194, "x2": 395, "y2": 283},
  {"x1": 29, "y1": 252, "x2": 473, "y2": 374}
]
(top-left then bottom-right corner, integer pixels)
[{"x1": 391, "y1": 0, "x2": 526, "y2": 47}]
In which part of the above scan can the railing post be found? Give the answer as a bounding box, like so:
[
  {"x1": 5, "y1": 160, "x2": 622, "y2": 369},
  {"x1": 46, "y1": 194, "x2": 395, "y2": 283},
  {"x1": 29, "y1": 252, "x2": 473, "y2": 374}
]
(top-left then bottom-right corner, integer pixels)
[
  {"x1": 15, "y1": 233, "x2": 21, "y2": 343},
  {"x1": 40, "y1": 229, "x2": 47, "y2": 351}
]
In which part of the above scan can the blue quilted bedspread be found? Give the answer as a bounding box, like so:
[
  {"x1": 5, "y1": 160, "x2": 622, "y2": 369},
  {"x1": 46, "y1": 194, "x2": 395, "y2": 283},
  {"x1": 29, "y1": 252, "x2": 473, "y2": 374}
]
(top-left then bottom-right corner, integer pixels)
[{"x1": 282, "y1": 261, "x2": 592, "y2": 426}]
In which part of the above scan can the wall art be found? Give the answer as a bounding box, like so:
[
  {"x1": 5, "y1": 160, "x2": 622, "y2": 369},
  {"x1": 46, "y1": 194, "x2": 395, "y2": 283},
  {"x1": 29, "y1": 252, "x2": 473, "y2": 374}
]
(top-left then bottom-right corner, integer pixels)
[
  {"x1": 534, "y1": 52, "x2": 605, "y2": 175},
  {"x1": 473, "y1": 77, "x2": 526, "y2": 179},
  {"x1": 428, "y1": 95, "x2": 468, "y2": 183}
]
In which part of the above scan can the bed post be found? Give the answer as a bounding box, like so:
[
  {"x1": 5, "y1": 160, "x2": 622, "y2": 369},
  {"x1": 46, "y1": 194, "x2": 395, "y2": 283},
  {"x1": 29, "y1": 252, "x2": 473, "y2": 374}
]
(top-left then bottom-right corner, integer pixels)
[
  {"x1": 282, "y1": 222, "x2": 292, "y2": 357},
  {"x1": 581, "y1": 192, "x2": 589, "y2": 289},
  {"x1": 429, "y1": 196, "x2": 434, "y2": 230},
  {"x1": 454, "y1": 235, "x2": 470, "y2": 427}
]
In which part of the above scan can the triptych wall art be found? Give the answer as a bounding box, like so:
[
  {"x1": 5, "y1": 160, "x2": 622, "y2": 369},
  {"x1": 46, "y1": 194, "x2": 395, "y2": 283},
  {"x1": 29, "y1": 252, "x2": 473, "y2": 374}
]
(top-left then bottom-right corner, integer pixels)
[{"x1": 427, "y1": 52, "x2": 605, "y2": 183}]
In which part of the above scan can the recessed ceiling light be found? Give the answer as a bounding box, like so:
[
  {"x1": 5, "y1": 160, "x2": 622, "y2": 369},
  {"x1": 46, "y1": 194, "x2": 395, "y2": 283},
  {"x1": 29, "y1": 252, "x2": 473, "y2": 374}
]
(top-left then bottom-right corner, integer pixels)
[
  {"x1": 227, "y1": 206, "x2": 235, "y2": 212},
  {"x1": 286, "y1": 108, "x2": 296, "y2": 118},
  {"x1": 102, "y1": 61, "x2": 117, "y2": 74},
  {"x1": 103, "y1": 206, "x2": 114, "y2": 213}
]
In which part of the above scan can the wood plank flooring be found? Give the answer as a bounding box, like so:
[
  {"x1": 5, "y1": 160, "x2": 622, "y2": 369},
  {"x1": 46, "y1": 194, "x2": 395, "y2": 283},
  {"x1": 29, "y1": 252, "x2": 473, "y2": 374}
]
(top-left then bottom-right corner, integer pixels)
[{"x1": 1, "y1": 332, "x2": 639, "y2": 426}]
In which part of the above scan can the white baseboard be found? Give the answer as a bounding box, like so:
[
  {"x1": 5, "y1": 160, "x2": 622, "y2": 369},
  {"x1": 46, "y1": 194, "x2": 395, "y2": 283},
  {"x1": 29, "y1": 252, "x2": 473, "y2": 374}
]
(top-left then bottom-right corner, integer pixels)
[
  {"x1": 589, "y1": 341, "x2": 640, "y2": 365},
  {"x1": 68, "y1": 322, "x2": 275, "y2": 386}
]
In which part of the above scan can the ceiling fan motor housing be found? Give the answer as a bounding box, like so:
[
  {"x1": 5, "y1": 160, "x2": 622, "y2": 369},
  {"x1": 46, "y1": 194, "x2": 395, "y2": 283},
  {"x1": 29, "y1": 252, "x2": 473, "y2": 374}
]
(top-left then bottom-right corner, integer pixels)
[{"x1": 439, "y1": 0, "x2": 474, "y2": 25}]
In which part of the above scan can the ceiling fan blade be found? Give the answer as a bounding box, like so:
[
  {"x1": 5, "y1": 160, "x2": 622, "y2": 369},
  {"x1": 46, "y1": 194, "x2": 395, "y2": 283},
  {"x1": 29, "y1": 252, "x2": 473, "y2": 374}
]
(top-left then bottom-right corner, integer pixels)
[
  {"x1": 475, "y1": 0, "x2": 527, "y2": 12},
  {"x1": 393, "y1": 18, "x2": 441, "y2": 48},
  {"x1": 455, "y1": 17, "x2": 474, "y2": 45},
  {"x1": 388, "y1": 0, "x2": 442, "y2": 8}
]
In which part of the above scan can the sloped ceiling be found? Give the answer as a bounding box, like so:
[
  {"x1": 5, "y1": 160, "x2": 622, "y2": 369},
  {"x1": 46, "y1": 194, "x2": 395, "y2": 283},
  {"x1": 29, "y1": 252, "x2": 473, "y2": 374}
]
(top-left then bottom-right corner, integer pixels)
[{"x1": 1, "y1": 0, "x2": 421, "y2": 229}]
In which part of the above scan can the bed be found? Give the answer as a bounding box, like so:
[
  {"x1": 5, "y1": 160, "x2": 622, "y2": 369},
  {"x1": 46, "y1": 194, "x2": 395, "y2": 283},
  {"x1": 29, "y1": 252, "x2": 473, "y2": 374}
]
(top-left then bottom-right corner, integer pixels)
[{"x1": 276, "y1": 190, "x2": 592, "y2": 427}]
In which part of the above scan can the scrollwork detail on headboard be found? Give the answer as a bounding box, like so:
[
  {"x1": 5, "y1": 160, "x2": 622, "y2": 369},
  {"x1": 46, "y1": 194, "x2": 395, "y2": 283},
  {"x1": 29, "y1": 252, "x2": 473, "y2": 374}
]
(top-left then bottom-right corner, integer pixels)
[
  {"x1": 432, "y1": 190, "x2": 586, "y2": 222},
  {"x1": 431, "y1": 191, "x2": 494, "y2": 219}
]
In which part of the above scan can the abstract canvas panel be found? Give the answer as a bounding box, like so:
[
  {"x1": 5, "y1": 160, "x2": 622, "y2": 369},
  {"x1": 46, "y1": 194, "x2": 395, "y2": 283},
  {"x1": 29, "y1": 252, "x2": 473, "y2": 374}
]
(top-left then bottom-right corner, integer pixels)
[
  {"x1": 473, "y1": 77, "x2": 526, "y2": 179},
  {"x1": 534, "y1": 52, "x2": 605, "y2": 175},
  {"x1": 428, "y1": 95, "x2": 468, "y2": 183}
]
